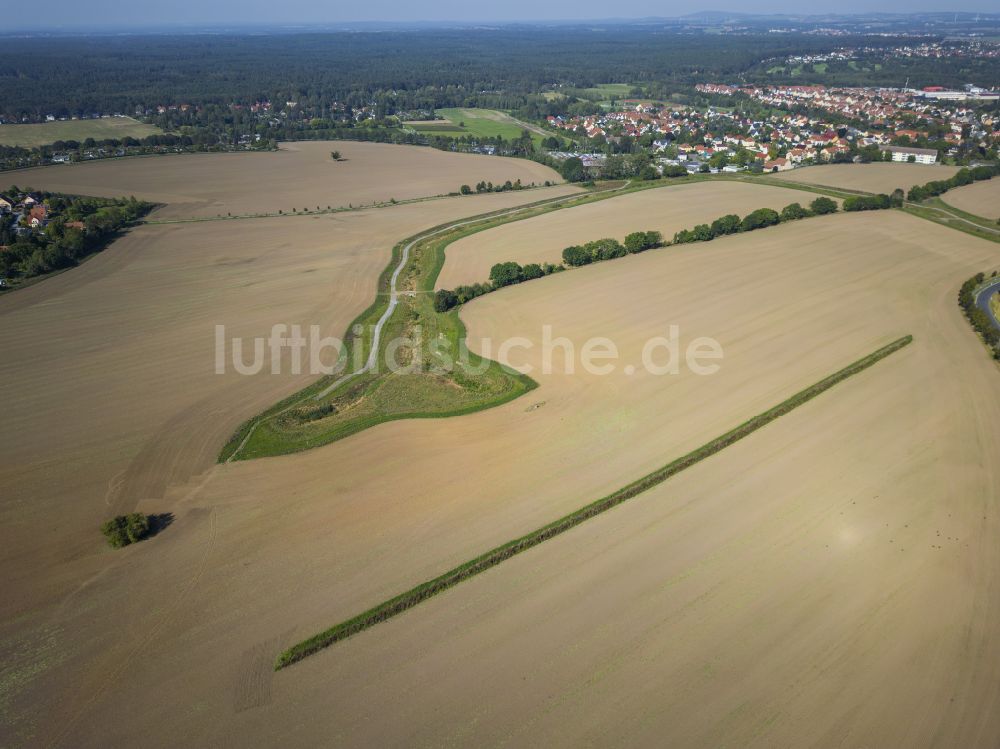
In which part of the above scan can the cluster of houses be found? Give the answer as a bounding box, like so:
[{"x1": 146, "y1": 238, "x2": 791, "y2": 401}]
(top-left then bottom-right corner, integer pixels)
[
  {"x1": 545, "y1": 102, "x2": 874, "y2": 172},
  {"x1": 0, "y1": 192, "x2": 82, "y2": 235},
  {"x1": 767, "y1": 40, "x2": 1000, "y2": 70},
  {"x1": 544, "y1": 76, "x2": 998, "y2": 176},
  {"x1": 698, "y1": 82, "x2": 997, "y2": 152}
]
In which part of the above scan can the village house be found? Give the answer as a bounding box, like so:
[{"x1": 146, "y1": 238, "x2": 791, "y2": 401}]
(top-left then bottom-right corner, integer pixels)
[{"x1": 28, "y1": 205, "x2": 49, "y2": 229}]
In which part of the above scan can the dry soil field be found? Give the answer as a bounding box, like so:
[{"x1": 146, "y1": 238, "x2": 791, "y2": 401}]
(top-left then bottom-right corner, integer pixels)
[
  {"x1": 6, "y1": 202, "x2": 1000, "y2": 747},
  {"x1": 1, "y1": 140, "x2": 564, "y2": 219},
  {"x1": 941, "y1": 177, "x2": 1000, "y2": 220},
  {"x1": 437, "y1": 180, "x2": 818, "y2": 288},
  {"x1": 0, "y1": 182, "x2": 582, "y2": 740},
  {"x1": 773, "y1": 162, "x2": 960, "y2": 194}
]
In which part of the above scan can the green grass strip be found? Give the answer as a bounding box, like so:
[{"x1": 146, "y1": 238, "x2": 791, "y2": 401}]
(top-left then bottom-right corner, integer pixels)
[{"x1": 275, "y1": 334, "x2": 912, "y2": 670}]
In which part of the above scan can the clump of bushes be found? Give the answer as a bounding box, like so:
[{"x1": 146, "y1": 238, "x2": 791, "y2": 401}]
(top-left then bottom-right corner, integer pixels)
[
  {"x1": 101, "y1": 513, "x2": 150, "y2": 548},
  {"x1": 959, "y1": 272, "x2": 1000, "y2": 359},
  {"x1": 843, "y1": 192, "x2": 901, "y2": 211},
  {"x1": 296, "y1": 403, "x2": 336, "y2": 422},
  {"x1": 563, "y1": 231, "x2": 663, "y2": 266},
  {"x1": 809, "y1": 196, "x2": 839, "y2": 215},
  {"x1": 434, "y1": 264, "x2": 560, "y2": 312}
]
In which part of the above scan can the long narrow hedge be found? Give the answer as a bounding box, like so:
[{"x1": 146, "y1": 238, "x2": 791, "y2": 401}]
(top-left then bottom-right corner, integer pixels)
[{"x1": 275, "y1": 334, "x2": 913, "y2": 670}]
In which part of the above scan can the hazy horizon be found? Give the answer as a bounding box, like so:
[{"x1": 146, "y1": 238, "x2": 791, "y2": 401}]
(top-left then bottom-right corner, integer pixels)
[{"x1": 4, "y1": 3, "x2": 999, "y2": 32}]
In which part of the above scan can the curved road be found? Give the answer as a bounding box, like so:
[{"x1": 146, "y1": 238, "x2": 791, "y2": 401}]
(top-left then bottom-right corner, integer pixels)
[
  {"x1": 313, "y1": 185, "x2": 624, "y2": 400},
  {"x1": 976, "y1": 277, "x2": 1000, "y2": 328},
  {"x1": 227, "y1": 183, "x2": 629, "y2": 461}
]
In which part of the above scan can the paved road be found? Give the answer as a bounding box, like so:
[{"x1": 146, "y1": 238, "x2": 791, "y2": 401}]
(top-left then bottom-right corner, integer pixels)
[{"x1": 976, "y1": 278, "x2": 1000, "y2": 328}]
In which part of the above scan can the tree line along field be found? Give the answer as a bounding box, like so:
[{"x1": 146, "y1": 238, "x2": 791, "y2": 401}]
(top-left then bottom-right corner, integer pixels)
[
  {"x1": 0, "y1": 117, "x2": 161, "y2": 148},
  {"x1": 436, "y1": 180, "x2": 829, "y2": 289}
]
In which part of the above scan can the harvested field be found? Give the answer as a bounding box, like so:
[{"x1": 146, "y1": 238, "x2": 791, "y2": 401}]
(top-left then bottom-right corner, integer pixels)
[
  {"x1": 7, "y1": 209, "x2": 1000, "y2": 748},
  {"x1": 436, "y1": 180, "x2": 822, "y2": 289},
  {"x1": 942, "y1": 178, "x2": 1000, "y2": 220},
  {"x1": 0, "y1": 140, "x2": 564, "y2": 219},
  {"x1": 773, "y1": 162, "x2": 959, "y2": 194},
  {"x1": 0, "y1": 184, "x2": 579, "y2": 621}
]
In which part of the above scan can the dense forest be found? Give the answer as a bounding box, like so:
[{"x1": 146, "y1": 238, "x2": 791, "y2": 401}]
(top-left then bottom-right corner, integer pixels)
[{"x1": 0, "y1": 30, "x2": 913, "y2": 122}]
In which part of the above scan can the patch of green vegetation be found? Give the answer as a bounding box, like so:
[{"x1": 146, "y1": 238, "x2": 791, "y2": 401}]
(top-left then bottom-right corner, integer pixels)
[
  {"x1": 274, "y1": 334, "x2": 914, "y2": 670},
  {"x1": 100, "y1": 513, "x2": 149, "y2": 548},
  {"x1": 0, "y1": 117, "x2": 161, "y2": 148},
  {"x1": 581, "y1": 83, "x2": 633, "y2": 97},
  {"x1": 409, "y1": 108, "x2": 545, "y2": 146}
]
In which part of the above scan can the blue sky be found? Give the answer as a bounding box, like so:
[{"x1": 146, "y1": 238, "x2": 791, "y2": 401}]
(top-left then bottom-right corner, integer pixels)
[{"x1": 5, "y1": 1, "x2": 997, "y2": 31}]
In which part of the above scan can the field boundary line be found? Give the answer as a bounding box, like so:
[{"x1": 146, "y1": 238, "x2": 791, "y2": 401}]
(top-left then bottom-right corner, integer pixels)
[{"x1": 274, "y1": 334, "x2": 913, "y2": 670}]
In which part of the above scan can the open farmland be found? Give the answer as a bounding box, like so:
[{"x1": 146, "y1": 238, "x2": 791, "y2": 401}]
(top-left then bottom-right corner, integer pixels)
[
  {"x1": 7, "y1": 207, "x2": 1000, "y2": 747},
  {"x1": 0, "y1": 117, "x2": 161, "y2": 147},
  {"x1": 0, "y1": 183, "x2": 580, "y2": 621},
  {"x1": 1, "y1": 140, "x2": 563, "y2": 219},
  {"x1": 941, "y1": 177, "x2": 1000, "y2": 220},
  {"x1": 436, "y1": 180, "x2": 824, "y2": 289},
  {"x1": 773, "y1": 162, "x2": 960, "y2": 194}
]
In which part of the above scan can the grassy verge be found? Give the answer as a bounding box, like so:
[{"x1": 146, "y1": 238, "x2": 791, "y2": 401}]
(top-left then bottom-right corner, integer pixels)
[
  {"x1": 902, "y1": 202, "x2": 1000, "y2": 244},
  {"x1": 927, "y1": 197, "x2": 1000, "y2": 232},
  {"x1": 274, "y1": 334, "x2": 913, "y2": 670}
]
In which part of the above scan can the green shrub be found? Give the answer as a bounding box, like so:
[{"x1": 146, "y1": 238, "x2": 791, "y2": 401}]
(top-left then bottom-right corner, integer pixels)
[
  {"x1": 809, "y1": 196, "x2": 838, "y2": 215},
  {"x1": 562, "y1": 245, "x2": 591, "y2": 266},
  {"x1": 780, "y1": 202, "x2": 810, "y2": 221},
  {"x1": 489, "y1": 261, "x2": 523, "y2": 287},
  {"x1": 101, "y1": 513, "x2": 150, "y2": 548},
  {"x1": 740, "y1": 207, "x2": 780, "y2": 231},
  {"x1": 710, "y1": 214, "x2": 741, "y2": 236}
]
